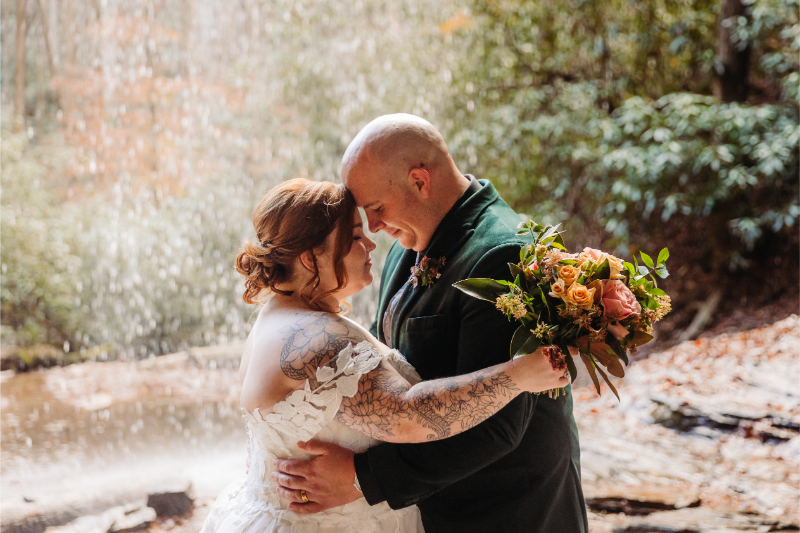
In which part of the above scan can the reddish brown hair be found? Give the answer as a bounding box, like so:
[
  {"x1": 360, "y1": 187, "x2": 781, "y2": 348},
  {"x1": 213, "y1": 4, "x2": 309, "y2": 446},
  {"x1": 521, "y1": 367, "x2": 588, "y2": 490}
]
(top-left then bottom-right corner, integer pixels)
[{"x1": 235, "y1": 178, "x2": 356, "y2": 310}]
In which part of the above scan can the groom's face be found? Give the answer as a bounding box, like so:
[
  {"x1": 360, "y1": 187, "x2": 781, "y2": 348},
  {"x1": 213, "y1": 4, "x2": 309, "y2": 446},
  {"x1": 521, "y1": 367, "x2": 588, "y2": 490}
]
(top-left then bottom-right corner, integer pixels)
[{"x1": 344, "y1": 162, "x2": 431, "y2": 251}]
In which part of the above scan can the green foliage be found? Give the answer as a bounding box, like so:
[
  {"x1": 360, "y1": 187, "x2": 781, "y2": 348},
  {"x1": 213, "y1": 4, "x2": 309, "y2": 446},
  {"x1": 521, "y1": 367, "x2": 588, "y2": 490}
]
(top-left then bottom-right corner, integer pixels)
[
  {"x1": 444, "y1": 0, "x2": 799, "y2": 269},
  {"x1": 1, "y1": 130, "x2": 81, "y2": 349}
]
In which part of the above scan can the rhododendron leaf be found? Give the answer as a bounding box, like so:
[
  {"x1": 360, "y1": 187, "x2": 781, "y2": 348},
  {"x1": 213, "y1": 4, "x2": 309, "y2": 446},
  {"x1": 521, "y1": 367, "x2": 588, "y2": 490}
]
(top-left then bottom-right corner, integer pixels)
[
  {"x1": 512, "y1": 331, "x2": 540, "y2": 358},
  {"x1": 594, "y1": 363, "x2": 620, "y2": 401},
  {"x1": 596, "y1": 258, "x2": 611, "y2": 280},
  {"x1": 606, "y1": 336, "x2": 629, "y2": 365},
  {"x1": 453, "y1": 278, "x2": 509, "y2": 302},
  {"x1": 630, "y1": 331, "x2": 654, "y2": 346},
  {"x1": 581, "y1": 352, "x2": 602, "y2": 395},
  {"x1": 510, "y1": 325, "x2": 533, "y2": 358},
  {"x1": 564, "y1": 351, "x2": 577, "y2": 383}
]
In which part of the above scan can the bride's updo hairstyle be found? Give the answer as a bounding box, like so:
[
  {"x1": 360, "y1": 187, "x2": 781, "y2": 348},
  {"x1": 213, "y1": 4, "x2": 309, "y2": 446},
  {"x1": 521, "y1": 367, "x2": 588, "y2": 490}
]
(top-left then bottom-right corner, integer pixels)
[{"x1": 235, "y1": 178, "x2": 357, "y2": 310}]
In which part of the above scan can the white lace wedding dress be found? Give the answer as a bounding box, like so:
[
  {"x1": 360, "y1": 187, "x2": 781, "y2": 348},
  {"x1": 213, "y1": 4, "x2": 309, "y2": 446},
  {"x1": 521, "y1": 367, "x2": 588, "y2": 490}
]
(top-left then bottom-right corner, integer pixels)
[{"x1": 200, "y1": 341, "x2": 425, "y2": 533}]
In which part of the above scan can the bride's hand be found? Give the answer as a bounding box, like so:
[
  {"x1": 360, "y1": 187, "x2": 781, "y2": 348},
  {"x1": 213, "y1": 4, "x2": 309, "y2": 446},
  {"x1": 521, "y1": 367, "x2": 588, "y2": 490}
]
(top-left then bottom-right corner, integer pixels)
[{"x1": 512, "y1": 346, "x2": 576, "y2": 393}]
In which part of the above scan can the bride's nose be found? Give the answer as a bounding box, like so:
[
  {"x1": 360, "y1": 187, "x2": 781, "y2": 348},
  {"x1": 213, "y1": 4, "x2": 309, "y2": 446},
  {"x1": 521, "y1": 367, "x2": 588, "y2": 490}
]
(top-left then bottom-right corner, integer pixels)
[{"x1": 365, "y1": 235, "x2": 377, "y2": 252}]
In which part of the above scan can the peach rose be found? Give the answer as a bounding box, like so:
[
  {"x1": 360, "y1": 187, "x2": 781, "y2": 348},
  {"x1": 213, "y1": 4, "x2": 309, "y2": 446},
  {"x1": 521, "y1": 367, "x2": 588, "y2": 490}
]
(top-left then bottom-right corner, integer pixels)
[
  {"x1": 566, "y1": 282, "x2": 596, "y2": 310},
  {"x1": 557, "y1": 264, "x2": 581, "y2": 286},
  {"x1": 596, "y1": 279, "x2": 641, "y2": 320},
  {"x1": 549, "y1": 278, "x2": 568, "y2": 300},
  {"x1": 606, "y1": 255, "x2": 626, "y2": 280}
]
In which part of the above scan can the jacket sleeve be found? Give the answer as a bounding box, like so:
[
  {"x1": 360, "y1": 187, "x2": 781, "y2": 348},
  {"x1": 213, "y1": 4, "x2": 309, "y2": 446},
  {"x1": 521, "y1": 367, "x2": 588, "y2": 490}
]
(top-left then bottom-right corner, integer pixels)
[{"x1": 355, "y1": 243, "x2": 535, "y2": 509}]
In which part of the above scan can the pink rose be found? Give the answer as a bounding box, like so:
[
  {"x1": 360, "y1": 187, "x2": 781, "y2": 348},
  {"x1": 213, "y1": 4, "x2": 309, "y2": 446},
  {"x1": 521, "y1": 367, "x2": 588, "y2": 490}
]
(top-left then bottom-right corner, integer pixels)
[
  {"x1": 597, "y1": 279, "x2": 641, "y2": 321},
  {"x1": 582, "y1": 247, "x2": 604, "y2": 262}
]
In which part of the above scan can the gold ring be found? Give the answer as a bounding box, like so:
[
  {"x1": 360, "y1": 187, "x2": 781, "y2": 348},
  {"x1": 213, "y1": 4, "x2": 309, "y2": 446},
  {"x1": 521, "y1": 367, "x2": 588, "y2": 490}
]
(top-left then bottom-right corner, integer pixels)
[{"x1": 300, "y1": 490, "x2": 309, "y2": 503}]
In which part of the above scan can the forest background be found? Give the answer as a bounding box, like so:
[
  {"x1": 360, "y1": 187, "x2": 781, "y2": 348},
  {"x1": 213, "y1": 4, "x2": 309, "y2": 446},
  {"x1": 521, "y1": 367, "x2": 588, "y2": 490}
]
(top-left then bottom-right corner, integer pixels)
[{"x1": 1, "y1": 0, "x2": 798, "y2": 365}]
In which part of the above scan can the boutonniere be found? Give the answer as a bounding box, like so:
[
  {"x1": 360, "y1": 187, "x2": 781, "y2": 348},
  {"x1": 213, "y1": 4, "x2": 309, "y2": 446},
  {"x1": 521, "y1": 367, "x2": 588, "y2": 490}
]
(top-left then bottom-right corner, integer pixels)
[{"x1": 409, "y1": 256, "x2": 446, "y2": 288}]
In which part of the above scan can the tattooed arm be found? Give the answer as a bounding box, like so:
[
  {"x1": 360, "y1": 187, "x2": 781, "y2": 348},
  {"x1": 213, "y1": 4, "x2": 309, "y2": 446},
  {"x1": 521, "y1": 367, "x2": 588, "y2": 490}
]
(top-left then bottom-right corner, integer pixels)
[{"x1": 278, "y1": 311, "x2": 568, "y2": 444}]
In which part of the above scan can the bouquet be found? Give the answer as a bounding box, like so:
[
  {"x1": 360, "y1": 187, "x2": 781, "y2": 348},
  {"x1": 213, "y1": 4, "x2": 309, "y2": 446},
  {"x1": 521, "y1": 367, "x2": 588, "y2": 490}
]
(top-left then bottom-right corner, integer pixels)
[{"x1": 454, "y1": 221, "x2": 672, "y2": 399}]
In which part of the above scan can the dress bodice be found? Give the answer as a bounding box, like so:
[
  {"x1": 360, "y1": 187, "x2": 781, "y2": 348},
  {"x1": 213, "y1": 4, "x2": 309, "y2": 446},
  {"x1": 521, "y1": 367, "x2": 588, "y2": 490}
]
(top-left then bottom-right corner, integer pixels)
[{"x1": 200, "y1": 341, "x2": 424, "y2": 533}]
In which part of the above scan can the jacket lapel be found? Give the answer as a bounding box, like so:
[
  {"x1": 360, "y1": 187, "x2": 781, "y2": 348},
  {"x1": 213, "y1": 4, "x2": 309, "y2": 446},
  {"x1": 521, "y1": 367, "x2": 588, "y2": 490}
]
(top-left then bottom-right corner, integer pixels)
[
  {"x1": 390, "y1": 180, "x2": 501, "y2": 347},
  {"x1": 376, "y1": 244, "x2": 417, "y2": 344}
]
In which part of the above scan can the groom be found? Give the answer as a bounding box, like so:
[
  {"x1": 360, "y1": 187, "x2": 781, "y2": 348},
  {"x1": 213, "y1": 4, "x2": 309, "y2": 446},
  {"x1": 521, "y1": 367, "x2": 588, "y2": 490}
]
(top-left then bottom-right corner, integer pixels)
[{"x1": 273, "y1": 114, "x2": 587, "y2": 532}]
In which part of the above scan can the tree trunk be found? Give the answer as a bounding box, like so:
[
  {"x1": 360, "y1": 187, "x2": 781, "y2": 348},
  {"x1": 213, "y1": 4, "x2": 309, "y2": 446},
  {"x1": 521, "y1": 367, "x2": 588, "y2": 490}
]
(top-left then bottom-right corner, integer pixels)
[
  {"x1": 717, "y1": 0, "x2": 750, "y2": 103},
  {"x1": 63, "y1": 0, "x2": 74, "y2": 70},
  {"x1": 35, "y1": 0, "x2": 57, "y2": 77},
  {"x1": 14, "y1": 0, "x2": 28, "y2": 132}
]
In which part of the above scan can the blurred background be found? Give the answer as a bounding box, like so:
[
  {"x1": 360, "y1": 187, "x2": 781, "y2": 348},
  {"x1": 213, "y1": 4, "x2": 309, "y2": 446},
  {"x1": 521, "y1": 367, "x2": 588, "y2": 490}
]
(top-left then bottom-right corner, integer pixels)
[{"x1": 1, "y1": 0, "x2": 798, "y2": 531}]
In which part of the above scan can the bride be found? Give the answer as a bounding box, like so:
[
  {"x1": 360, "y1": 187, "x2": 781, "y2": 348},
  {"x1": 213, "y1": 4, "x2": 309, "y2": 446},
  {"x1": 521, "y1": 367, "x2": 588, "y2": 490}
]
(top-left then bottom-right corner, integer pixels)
[{"x1": 200, "y1": 178, "x2": 568, "y2": 533}]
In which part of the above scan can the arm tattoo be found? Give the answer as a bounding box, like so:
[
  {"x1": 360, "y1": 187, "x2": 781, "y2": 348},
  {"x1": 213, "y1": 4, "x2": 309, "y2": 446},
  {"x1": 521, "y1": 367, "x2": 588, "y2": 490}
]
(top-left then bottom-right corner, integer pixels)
[
  {"x1": 277, "y1": 312, "x2": 361, "y2": 387},
  {"x1": 277, "y1": 311, "x2": 521, "y2": 442},
  {"x1": 336, "y1": 364, "x2": 520, "y2": 442}
]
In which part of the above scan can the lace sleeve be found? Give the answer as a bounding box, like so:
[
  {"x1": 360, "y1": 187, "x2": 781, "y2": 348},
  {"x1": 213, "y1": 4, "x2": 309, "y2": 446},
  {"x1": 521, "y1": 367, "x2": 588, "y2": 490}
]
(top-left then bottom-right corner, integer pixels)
[
  {"x1": 248, "y1": 341, "x2": 384, "y2": 443},
  {"x1": 384, "y1": 350, "x2": 422, "y2": 385}
]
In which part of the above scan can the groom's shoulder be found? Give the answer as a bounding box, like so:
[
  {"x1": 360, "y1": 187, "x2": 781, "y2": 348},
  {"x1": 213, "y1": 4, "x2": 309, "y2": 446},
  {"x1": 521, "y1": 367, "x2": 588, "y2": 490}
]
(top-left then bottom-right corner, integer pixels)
[
  {"x1": 472, "y1": 197, "x2": 529, "y2": 248},
  {"x1": 459, "y1": 203, "x2": 529, "y2": 278}
]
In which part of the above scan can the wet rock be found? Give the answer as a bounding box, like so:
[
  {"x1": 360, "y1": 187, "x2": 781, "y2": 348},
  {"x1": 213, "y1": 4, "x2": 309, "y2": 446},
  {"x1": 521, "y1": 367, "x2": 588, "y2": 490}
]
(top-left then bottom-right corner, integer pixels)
[
  {"x1": 107, "y1": 506, "x2": 156, "y2": 533},
  {"x1": 147, "y1": 482, "x2": 194, "y2": 517},
  {"x1": 610, "y1": 507, "x2": 798, "y2": 532},
  {"x1": 41, "y1": 504, "x2": 149, "y2": 533},
  {"x1": 614, "y1": 527, "x2": 699, "y2": 533},
  {"x1": 2, "y1": 492, "x2": 148, "y2": 533}
]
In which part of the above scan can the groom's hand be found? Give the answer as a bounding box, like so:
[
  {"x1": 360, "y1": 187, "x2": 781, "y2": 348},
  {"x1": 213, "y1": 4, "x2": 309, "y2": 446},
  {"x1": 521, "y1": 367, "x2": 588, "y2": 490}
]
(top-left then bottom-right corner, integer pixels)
[{"x1": 271, "y1": 440, "x2": 363, "y2": 513}]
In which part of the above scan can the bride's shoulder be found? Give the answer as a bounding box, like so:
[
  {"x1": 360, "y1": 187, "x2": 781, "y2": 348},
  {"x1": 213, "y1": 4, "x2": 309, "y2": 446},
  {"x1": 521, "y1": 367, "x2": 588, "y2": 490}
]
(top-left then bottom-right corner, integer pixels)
[
  {"x1": 272, "y1": 310, "x2": 369, "y2": 386},
  {"x1": 241, "y1": 310, "x2": 370, "y2": 412}
]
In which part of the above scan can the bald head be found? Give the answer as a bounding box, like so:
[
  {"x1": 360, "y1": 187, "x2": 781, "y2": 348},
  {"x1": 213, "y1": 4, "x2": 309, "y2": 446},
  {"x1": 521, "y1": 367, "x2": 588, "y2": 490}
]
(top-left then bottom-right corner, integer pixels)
[
  {"x1": 341, "y1": 114, "x2": 451, "y2": 183},
  {"x1": 341, "y1": 114, "x2": 470, "y2": 251}
]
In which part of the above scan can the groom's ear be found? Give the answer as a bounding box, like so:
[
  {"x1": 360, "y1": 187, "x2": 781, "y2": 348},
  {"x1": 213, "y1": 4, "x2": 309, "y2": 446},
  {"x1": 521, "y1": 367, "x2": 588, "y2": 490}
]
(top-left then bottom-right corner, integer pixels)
[{"x1": 407, "y1": 167, "x2": 432, "y2": 199}]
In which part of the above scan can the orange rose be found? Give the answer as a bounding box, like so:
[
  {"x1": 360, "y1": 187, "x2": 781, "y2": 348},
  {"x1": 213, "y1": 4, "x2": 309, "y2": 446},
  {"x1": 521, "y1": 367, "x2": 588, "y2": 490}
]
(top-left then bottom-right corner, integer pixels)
[
  {"x1": 549, "y1": 278, "x2": 568, "y2": 301},
  {"x1": 566, "y1": 282, "x2": 596, "y2": 310},
  {"x1": 557, "y1": 264, "x2": 581, "y2": 286}
]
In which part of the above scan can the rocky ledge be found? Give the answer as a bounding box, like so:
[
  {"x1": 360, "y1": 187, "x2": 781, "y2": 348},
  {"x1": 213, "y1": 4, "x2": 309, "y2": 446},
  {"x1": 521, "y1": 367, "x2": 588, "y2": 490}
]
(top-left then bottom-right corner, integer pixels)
[{"x1": 576, "y1": 315, "x2": 799, "y2": 532}]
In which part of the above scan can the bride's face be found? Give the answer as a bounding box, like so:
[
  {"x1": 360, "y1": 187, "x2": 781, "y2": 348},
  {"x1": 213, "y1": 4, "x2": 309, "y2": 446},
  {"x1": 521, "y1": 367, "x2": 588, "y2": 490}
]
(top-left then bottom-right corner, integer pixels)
[{"x1": 316, "y1": 210, "x2": 376, "y2": 300}]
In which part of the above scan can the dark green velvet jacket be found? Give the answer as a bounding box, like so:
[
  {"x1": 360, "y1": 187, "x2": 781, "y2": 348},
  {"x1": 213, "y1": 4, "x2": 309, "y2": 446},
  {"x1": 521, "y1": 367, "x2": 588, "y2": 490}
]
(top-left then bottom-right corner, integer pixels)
[{"x1": 355, "y1": 179, "x2": 588, "y2": 533}]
